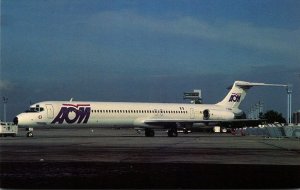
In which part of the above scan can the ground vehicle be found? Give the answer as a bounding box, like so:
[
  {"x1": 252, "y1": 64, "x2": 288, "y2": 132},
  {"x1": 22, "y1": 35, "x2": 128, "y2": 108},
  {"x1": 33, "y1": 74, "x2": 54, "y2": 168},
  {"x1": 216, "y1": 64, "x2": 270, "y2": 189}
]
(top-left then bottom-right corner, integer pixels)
[{"x1": 0, "y1": 122, "x2": 18, "y2": 137}]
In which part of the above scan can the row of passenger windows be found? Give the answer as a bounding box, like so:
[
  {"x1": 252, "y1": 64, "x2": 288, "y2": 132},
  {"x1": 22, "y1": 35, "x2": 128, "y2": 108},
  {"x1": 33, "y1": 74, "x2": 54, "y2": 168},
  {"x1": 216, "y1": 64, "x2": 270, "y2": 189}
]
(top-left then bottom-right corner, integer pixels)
[{"x1": 91, "y1": 109, "x2": 188, "y2": 114}]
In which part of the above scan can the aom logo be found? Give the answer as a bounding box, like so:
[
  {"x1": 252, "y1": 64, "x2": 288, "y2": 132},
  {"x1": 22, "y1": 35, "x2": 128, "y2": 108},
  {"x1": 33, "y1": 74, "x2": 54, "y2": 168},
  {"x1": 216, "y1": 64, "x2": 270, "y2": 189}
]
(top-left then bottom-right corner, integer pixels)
[
  {"x1": 51, "y1": 104, "x2": 91, "y2": 124},
  {"x1": 229, "y1": 93, "x2": 241, "y2": 102}
]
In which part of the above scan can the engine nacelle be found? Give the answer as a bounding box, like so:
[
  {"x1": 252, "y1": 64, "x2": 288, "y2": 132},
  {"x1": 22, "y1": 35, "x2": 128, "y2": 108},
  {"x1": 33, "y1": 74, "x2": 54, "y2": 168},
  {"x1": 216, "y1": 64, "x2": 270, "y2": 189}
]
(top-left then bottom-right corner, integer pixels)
[{"x1": 202, "y1": 109, "x2": 234, "y2": 120}]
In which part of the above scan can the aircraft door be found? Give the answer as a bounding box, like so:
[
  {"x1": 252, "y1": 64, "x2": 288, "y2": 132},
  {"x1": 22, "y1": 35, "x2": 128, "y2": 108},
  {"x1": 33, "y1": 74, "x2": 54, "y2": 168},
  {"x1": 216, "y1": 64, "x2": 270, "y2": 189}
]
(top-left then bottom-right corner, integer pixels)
[
  {"x1": 45, "y1": 104, "x2": 54, "y2": 119},
  {"x1": 190, "y1": 108, "x2": 195, "y2": 119},
  {"x1": 154, "y1": 109, "x2": 163, "y2": 117}
]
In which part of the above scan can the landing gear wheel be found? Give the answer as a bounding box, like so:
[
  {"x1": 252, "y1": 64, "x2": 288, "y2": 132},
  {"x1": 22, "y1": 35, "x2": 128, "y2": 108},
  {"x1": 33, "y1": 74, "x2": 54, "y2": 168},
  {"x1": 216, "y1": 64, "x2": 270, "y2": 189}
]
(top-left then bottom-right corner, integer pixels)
[
  {"x1": 26, "y1": 127, "x2": 34, "y2": 138},
  {"x1": 145, "y1": 129, "x2": 155, "y2": 137},
  {"x1": 27, "y1": 132, "x2": 33, "y2": 137},
  {"x1": 183, "y1": 128, "x2": 189, "y2": 134},
  {"x1": 167, "y1": 128, "x2": 178, "y2": 137}
]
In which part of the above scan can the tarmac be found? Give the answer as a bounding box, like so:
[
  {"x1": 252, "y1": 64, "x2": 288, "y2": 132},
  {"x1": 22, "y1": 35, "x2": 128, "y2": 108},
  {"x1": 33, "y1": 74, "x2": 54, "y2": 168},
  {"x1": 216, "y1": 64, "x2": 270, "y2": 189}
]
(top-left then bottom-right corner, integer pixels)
[{"x1": 1, "y1": 127, "x2": 300, "y2": 188}]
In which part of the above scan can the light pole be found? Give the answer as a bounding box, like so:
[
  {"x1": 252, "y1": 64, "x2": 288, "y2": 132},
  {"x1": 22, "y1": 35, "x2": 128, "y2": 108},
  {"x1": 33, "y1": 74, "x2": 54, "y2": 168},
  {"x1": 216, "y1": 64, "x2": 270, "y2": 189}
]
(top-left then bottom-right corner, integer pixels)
[
  {"x1": 3, "y1": 97, "x2": 8, "y2": 122},
  {"x1": 286, "y1": 85, "x2": 292, "y2": 125}
]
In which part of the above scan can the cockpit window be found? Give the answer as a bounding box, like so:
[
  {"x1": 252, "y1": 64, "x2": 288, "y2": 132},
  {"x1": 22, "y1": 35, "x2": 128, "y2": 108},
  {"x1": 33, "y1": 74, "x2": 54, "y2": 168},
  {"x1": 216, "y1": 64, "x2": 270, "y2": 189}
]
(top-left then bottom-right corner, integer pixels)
[
  {"x1": 25, "y1": 106, "x2": 44, "y2": 113},
  {"x1": 25, "y1": 108, "x2": 38, "y2": 112}
]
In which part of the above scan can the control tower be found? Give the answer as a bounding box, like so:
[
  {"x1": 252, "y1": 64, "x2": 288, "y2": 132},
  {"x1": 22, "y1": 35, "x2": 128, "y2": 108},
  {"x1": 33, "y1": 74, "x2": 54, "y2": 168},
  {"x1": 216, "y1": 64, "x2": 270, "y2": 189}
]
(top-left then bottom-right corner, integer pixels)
[{"x1": 183, "y1": 89, "x2": 202, "y2": 104}]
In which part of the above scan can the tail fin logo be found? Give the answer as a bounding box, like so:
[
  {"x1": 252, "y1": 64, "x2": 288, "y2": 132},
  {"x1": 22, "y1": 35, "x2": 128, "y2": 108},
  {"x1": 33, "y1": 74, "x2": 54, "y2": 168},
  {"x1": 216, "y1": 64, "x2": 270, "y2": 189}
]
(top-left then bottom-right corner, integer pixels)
[{"x1": 229, "y1": 93, "x2": 241, "y2": 102}]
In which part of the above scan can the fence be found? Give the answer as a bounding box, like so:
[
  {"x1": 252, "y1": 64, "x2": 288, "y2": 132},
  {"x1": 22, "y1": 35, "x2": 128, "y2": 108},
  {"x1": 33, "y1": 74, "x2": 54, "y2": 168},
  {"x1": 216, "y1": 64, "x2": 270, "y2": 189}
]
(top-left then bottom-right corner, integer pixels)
[{"x1": 235, "y1": 124, "x2": 300, "y2": 138}]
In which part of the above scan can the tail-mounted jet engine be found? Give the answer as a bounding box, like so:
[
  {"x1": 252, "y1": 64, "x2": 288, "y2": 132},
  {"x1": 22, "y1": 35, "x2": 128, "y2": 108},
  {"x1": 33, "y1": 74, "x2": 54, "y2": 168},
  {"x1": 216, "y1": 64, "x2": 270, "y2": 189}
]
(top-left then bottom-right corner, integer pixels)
[{"x1": 202, "y1": 109, "x2": 234, "y2": 120}]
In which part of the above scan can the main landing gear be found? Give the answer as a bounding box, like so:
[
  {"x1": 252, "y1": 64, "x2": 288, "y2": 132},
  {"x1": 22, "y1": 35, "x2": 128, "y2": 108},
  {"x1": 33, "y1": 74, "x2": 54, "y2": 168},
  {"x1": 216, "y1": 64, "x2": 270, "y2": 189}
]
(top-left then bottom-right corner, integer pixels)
[
  {"x1": 145, "y1": 128, "x2": 155, "y2": 137},
  {"x1": 144, "y1": 128, "x2": 178, "y2": 137},
  {"x1": 167, "y1": 128, "x2": 178, "y2": 137}
]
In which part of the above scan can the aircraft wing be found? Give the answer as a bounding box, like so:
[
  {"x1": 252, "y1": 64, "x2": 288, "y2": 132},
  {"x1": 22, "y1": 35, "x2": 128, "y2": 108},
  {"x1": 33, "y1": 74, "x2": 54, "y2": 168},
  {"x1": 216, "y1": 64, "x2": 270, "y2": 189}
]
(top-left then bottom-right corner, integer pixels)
[{"x1": 144, "y1": 118, "x2": 265, "y2": 128}]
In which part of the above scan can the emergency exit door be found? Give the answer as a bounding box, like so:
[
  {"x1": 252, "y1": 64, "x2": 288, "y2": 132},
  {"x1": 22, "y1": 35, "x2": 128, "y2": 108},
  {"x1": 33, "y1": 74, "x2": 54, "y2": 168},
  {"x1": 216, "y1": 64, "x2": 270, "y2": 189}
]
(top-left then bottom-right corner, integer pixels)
[
  {"x1": 190, "y1": 108, "x2": 195, "y2": 119},
  {"x1": 45, "y1": 104, "x2": 54, "y2": 119}
]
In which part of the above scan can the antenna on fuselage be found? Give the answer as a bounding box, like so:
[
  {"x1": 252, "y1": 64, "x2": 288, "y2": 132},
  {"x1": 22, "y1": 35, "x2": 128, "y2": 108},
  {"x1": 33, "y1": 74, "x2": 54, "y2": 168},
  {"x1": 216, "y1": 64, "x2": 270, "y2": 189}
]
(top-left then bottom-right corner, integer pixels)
[{"x1": 70, "y1": 98, "x2": 73, "y2": 102}]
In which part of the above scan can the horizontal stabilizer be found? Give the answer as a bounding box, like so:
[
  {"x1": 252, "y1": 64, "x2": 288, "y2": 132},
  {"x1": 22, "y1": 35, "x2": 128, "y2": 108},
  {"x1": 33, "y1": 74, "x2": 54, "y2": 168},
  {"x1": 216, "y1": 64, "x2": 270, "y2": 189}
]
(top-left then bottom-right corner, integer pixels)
[
  {"x1": 217, "y1": 81, "x2": 287, "y2": 109},
  {"x1": 227, "y1": 81, "x2": 287, "y2": 90}
]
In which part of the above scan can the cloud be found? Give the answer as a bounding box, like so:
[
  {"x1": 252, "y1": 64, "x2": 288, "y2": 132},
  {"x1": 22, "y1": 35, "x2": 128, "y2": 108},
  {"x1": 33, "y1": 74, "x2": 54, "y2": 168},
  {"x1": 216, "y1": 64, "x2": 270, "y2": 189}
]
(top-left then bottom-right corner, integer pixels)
[{"x1": 87, "y1": 11, "x2": 300, "y2": 57}]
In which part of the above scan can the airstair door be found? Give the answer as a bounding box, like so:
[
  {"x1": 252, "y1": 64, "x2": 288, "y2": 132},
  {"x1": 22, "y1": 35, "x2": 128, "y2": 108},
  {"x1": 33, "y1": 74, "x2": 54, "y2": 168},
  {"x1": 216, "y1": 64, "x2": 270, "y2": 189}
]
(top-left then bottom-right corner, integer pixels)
[
  {"x1": 45, "y1": 104, "x2": 54, "y2": 119},
  {"x1": 190, "y1": 108, "x2": 195, "y2": 119}
]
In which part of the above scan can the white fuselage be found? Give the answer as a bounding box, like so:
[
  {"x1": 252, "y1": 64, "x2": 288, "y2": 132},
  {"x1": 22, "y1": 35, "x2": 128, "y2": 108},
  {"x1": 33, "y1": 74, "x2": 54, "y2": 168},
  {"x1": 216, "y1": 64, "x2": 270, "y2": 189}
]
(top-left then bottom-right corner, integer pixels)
[{"x1": 15, "y1": 101, "x2": 235, "y2": 129}]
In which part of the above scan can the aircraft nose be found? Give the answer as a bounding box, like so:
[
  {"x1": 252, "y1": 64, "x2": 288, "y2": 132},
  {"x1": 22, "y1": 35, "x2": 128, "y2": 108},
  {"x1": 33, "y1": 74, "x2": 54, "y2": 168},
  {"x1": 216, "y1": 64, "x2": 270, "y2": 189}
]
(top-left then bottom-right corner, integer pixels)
[{"x1": 13, "y1": 117, "x2": 18, "y2": 125}]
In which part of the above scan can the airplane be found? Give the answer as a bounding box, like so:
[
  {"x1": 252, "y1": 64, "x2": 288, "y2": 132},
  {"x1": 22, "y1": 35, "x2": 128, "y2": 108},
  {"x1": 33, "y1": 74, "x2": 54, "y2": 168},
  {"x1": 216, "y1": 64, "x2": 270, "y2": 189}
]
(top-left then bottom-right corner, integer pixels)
[{"x1": 13, "y1": 81, "x2": 287, "y2": 137}]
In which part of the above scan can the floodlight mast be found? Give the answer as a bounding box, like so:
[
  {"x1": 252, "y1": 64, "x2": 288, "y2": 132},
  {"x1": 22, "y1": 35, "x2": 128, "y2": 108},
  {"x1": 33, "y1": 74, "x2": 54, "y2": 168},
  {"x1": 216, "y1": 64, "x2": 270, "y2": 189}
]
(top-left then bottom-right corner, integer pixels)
[
  {"x1": 2, "y1": 97, "x2": 8, "y2": 122},
  {"x1": 287, "y1": 85, "x2": 292, "y2": 124}
]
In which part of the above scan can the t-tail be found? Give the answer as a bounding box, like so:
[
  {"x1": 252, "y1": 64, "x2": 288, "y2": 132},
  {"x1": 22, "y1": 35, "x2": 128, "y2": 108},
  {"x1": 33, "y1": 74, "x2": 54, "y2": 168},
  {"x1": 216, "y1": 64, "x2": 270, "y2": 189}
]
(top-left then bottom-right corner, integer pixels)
[{"x1": 216, "y1": 81, "x2": 287, "y2": 110}]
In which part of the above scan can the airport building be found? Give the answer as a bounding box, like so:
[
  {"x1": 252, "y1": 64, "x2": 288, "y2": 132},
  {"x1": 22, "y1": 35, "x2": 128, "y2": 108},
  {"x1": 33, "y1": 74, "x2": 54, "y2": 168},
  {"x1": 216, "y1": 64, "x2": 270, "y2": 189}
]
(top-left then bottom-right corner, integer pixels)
[{"x1": 292, "y1": 110, "x2": 300, "y2": 124}]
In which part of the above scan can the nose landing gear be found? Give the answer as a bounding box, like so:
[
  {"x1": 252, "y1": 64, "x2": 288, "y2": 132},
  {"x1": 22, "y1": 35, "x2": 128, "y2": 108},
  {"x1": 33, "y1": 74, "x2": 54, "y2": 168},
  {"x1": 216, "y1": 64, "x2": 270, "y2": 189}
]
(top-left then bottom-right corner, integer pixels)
[{"x1": 26, "y1": 128, "x2": 34, "y2": 137}]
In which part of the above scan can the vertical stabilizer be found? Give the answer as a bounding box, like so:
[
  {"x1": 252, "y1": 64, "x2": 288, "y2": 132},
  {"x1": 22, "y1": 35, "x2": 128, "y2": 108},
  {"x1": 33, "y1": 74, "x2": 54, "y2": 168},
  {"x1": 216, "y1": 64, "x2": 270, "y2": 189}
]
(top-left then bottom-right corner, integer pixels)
[{"x1": 216, "y1": 81, "x2": 287, "y2": 109}]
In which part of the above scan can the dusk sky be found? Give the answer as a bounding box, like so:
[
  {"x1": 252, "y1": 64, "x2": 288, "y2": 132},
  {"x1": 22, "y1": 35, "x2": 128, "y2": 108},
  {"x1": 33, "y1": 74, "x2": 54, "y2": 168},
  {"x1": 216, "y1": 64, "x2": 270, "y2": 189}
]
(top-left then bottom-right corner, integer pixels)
[{"x1": 1, "y1": 0, "x2": 300, "y2": 121}]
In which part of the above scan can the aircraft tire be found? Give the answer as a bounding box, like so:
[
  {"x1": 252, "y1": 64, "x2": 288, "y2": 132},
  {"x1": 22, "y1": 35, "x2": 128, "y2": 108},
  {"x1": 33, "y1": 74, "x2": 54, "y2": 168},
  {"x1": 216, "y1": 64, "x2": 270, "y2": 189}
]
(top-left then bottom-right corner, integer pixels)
[
  {"x1": 167, "y1": 129, "x2": 178, "y2": 137},
  {"x1": 145, "y1": 129, "x2": 155, "y2": 137},
  {"x1": 27, "y1": 132, "x2": 33, "y2": 138},
  {"x1": 183, "y1": 128, "x2": 189, "y2": 134}
]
